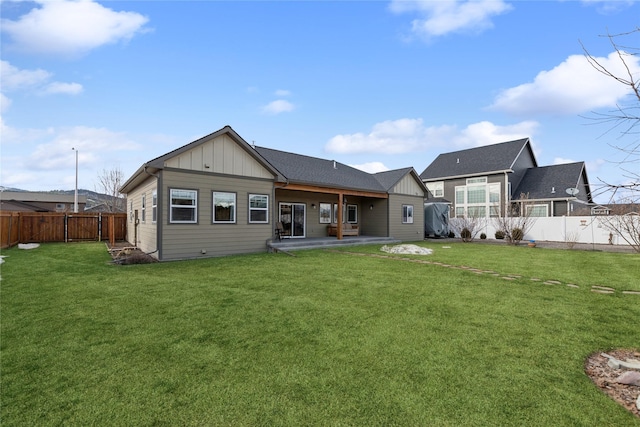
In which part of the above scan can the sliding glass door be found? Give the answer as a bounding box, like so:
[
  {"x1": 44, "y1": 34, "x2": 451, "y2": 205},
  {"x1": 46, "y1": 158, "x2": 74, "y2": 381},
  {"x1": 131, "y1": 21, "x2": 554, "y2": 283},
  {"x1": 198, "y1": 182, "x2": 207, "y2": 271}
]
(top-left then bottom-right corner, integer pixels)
[{"x1": 279, "y1": 203, "x2": 306, "y2": 238}]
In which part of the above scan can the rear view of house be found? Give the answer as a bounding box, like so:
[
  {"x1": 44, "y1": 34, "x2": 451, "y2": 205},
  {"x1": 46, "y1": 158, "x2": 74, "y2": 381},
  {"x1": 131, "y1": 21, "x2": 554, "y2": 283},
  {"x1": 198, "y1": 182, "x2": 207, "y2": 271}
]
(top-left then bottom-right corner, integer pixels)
[{"x1": 120, "y1": 126, "x2": 427, "y2": 261}]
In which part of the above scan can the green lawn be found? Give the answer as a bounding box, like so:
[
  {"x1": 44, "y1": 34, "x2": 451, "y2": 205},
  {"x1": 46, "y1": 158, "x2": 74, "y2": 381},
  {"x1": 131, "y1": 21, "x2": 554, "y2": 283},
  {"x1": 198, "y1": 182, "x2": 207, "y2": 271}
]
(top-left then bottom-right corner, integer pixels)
[{"x1": 1, "y1": 242, "x2": 638, "y2": 426}]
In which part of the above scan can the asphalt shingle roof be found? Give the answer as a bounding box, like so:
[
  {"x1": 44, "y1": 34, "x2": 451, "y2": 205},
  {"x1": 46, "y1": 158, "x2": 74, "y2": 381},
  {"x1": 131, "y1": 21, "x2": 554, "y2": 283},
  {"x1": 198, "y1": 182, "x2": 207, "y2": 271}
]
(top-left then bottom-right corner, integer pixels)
[
  {"x1": 373, "y1": 167, "x2": 415, "y2": 191},
  {"x1": 513, "y1": 162, "x2": 587, "y2": 200},
  {"x1": 420, "y1": 138, "x2": 533, "y2": 180},
  {"x1": 254, "y1": 147, "x2": 387, "y2": 193}
]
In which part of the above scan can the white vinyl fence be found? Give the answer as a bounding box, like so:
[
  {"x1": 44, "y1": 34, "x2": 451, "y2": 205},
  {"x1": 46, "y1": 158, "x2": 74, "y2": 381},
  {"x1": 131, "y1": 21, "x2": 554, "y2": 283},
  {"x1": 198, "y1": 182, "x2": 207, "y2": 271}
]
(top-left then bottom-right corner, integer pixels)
[{"x1": 476, "y1": 216, "x2": 634, "y2": 246}]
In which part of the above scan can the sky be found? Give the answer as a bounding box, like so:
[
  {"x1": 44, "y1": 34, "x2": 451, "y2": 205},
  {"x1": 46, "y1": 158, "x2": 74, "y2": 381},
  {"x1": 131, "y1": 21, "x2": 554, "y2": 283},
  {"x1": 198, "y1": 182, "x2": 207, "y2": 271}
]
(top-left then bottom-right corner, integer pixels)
[{"x1": 1, "y1": 0, "x2": 639, "y2": 203}]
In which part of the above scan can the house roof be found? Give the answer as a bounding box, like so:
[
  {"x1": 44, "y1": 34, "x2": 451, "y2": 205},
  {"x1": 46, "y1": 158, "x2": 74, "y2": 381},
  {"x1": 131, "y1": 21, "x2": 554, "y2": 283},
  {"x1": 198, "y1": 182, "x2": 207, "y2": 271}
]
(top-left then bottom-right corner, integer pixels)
[
  {"x1": 420, "y1": 138, "x2": 534, "y2": 180},
  {"x1": 0, "y1": 191, "x2": 87, "y2": 204},
  {"x1": 254, "y1": 146, "x2": 388, "y2": 193},
  {"x1": 120, "y1": 126, "x2": 282, "y2": 193},
  {"x1": 513, "y1": 162, "x2": 593, "y2": 202}
]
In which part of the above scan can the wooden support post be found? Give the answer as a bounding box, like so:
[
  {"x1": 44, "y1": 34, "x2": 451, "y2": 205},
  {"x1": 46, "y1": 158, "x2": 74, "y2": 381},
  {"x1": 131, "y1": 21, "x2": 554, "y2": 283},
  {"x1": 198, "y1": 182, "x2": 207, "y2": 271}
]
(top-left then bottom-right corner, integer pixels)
[
  {"x1": 109, "y1": 214, "x2": 115, "y2": 247},
  {"x1": 337, "y1": 193, "x2": 343, "y2": 240}
]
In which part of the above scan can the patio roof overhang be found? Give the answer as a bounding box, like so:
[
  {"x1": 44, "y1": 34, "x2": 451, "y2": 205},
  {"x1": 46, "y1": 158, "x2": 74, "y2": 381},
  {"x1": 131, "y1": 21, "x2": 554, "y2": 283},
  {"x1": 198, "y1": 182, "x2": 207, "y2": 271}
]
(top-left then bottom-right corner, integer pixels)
[{"x1": 275, "y1": 182, "x2": 388, "y2": 240}]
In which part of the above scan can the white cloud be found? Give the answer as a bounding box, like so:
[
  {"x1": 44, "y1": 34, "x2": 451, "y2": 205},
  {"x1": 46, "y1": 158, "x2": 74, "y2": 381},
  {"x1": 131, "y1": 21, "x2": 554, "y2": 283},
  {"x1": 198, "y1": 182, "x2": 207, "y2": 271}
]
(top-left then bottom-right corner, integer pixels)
[
  {"x1": 0, "y1": 93, "x2": 12, "y2": 114},
  {"x1": 275, "y1": 89, "x2": 291, "y2": 97},
  {"x1": 349, "y1": 162, "x2": 390, "y2": 174},
  {"x1": 261, "y1": 99, "x2": 295, "y2": 115},
  {"x1": 1, "y1": 60, "x2": 50, "y2": 90},
  {"x1": 1, "y1": 0, "x2": 149, "y2": 56},
  {"x1": 0, "y1": 60, "x2": 83, "y2": 103},
  {"x1": 553, "y1": 157, "x2": 576, "y2": 165},
  {"x1": 27, "y1": 126, "x2": 141, "y2": 171},
  {"x1": 389, "y1": 0, "x2": 512, "y2": 39},
  {"x1": 43, "y1": 82, "x2": 83, "y2": 95},
  {"x1": 490, "y1": 51, "x2": 640, "y2": 116},
  {"x1": 325, "y1": 118, "x2": 538, "y2": 154}
]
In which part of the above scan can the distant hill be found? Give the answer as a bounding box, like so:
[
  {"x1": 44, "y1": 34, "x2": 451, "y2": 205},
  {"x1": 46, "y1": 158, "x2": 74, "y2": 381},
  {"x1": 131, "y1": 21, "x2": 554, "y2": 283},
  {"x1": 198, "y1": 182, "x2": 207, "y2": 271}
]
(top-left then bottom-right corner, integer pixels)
[{"x1": 0, "y1": 187, "x2": 125, "y2": 211}]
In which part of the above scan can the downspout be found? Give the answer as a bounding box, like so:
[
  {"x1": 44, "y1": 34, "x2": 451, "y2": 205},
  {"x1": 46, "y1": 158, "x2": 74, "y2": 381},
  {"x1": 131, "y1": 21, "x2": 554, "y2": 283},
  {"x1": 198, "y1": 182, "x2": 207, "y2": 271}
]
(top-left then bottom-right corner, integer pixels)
[{"x1": 504, "y1": 171, "x2": 509, "y2": 217}]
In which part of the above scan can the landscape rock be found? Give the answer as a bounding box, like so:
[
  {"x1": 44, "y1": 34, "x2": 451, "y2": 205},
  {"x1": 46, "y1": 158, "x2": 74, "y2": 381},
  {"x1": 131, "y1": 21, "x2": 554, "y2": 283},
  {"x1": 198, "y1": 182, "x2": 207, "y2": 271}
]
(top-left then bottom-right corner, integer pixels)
[
  {"x1": 380, "y1": 244, "x2": 433, "y2": 255},
  {"x1": 615, "y1": 371, "x2": 640, "y2": 386}
]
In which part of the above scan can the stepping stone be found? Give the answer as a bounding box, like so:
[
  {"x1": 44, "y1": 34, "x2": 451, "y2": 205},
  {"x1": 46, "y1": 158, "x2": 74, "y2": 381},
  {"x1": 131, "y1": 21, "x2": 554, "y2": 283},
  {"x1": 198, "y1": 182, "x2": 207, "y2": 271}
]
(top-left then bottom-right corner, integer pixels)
[
  {"x1": 566, "y1": 284, "x2": 579, "y2": 289},
  {"x1": 545, "y1": 280, "x2": 562, "y2": 285},
  {"x1": 592, "y1": 285, "x2": 615, "y2": 291},
  {"x1": 622, "y1": 291, "x2": 640, "y2": 295},
  {"x1": 591, "y1": 289, "x2": 614, "y2": 294}
]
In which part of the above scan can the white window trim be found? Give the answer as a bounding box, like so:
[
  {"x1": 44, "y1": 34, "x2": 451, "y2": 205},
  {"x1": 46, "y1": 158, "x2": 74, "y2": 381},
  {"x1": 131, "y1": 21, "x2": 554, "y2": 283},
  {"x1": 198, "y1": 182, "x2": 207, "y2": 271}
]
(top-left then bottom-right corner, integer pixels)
[
  {"x1": 454, "y1": 177, "x2": 500, "y2": 219},
  {"x1": 402, "y1": 204, "x2": 414, "y2": 224},
  {"x1": 152, "y1": 190, "x2": 157, "y2": 223},
  {"x1": 248, "y1": 194, "x2": 269, "y2": 224},
  {"x1": 213, "y1": 191, "x2": 236, "y2": 224},
  {"x1": 141, "y1": 194, "x2": 146, "y2": 223},
  {"x1": 527, "y1": 204, "x2": 549, "y2": 217},
  {"x1": 169, "y1": 189, "x2": 198, "y2": 224}
]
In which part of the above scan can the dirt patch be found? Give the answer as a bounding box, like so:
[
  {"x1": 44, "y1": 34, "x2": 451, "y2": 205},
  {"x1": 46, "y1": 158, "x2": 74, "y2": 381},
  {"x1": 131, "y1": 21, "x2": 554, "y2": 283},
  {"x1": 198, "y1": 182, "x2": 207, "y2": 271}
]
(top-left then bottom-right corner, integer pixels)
[
  {"x1": 106, "y1": 242, "x2": 157, "y2": 264},
  {"x1": 585, "y1": 349, "x2": 640, "y2": 417}
]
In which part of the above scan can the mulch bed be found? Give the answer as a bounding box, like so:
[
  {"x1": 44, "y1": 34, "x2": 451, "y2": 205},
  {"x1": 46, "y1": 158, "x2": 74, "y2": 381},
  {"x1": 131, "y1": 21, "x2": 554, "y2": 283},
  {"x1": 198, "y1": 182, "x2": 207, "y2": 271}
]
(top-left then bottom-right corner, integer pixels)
[{"x1": 585, "y1": 349, "x2": 640, "y2": 418}]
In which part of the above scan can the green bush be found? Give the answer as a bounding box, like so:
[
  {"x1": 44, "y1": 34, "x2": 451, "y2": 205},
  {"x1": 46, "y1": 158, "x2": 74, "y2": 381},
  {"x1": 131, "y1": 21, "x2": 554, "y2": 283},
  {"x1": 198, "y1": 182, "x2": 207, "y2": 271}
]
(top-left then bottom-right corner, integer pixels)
[
  {"x1": 480, "y1": 233, "x2": 487, "y2": 240},
  {"x1": 461, "y1": 228, "x2": 472, "y2": 240},
  {"x1": 448, "y1": 230, "x2": 455, "y2": 238},
  {"x1": 495, "y1": 230, "x2": 505, "y2": 239}
]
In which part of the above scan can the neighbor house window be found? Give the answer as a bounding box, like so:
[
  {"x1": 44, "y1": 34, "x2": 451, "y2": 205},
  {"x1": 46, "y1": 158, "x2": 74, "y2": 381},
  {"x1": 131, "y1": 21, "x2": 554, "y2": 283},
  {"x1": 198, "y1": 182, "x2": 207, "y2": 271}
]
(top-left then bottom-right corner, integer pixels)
[
  {"x1": 130, "y1": 201, "x2": 133, "y2": 222},
  {"x1": 454, "y1": 177, "x2": 500, "y2": 219},
  {"x1": 170, "y1": 189, "x2": 197, "y2": 223},
  {"x1": 152, "y1": 190, "x2": 157, "y2": 223},
  {"x1": 249, "y1": 194, "x2": 268, "y2": 223},
  {"x1": 213, "y1": 192, "x2": 236, "y2": 223},
  {"x1": 141, "y1": 194, "x2": 146, "y2": 223},
  {"x1": 402, "y1": 205, "x2": 414, "y2": 224},
  {"x1": 319, "y1": 203, "x2": 332, "y2": 223},
  {"x1": 427, "y1": 181, "x2": 444, "y2": 198},
  {"x1": 346, "y1": 204, "x2": 357, "y2": 223},
  {"x1": 527, "y1": 204, "x2": 548, "y2": 217}
]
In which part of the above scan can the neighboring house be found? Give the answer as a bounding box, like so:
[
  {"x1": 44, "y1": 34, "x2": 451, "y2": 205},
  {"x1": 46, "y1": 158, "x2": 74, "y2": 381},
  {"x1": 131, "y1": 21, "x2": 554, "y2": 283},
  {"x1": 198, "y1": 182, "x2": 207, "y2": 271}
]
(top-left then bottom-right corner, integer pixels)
[
  {"x1": 120, "y1": 126, "x2": 427, "y2": 261},
  {"x1": 420, "y1": 138, "x2": 593, "y2": 218},
  {"x1": 0, "y1": 191, "x2": 87, "y2": 212}
]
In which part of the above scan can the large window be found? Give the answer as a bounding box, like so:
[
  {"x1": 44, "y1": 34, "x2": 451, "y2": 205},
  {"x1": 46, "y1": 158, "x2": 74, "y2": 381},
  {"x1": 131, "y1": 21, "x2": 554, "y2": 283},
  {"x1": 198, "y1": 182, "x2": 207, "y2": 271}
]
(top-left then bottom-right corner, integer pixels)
[
  {"x1": 402, "y1": 205, "x2": 414, "y2": 224},
  {"x1": 213, "y1": 192, "x2": 236, "y2": 223},
  {"x1": 454, "y1": 177, "x2": 501, "y2": 218},
  {"x1": 170, "y1": 189, "x2": 197, "y2": 223},
  {"x1": 248, "y1": 194, "x2": 268, "y2": 223},
  {"x1": 152, "y1": 190, "x2": 157, "y2": 223}
]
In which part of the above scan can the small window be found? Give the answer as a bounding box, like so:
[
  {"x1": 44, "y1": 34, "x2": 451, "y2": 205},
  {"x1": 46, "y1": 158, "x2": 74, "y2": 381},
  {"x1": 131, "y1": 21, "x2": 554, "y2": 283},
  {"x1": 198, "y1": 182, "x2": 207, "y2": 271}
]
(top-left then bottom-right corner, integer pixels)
[
  {"x1": 402, "y1": 205, "x2": 414, "y2": 224},
  {"x1": 213, "y1": 192, "x2": 236, "y2": 223},
  {"x1": 427, "y1": 181, "x2": 444, "y2": 198},
  {"x1": 152, "y1": 191, "x2": 157, "y2": 223},
  {"x1": 130, "y1": 201, "x2": 134, "y2": 222},
  {"x1": 170, "y1": 189, "x2": 197, "y2": 223},
  {"x1": 249, "y1": 194, "x2": 268, "y2": 223},
  {"x1": 141, "y1": 194, "x2": 146, "y2": 222},
  {"x1": 319, "y1": 203, "x2": 332, "y2": 224},
  {"x1": 467, "y1": 177, "x2": 487, "y2": 184},
  {"x1": 527, "y1": 204, "x2": 548, "y2": 217},
  {"x1": 346, "y1": 204, "x2": 357, "y2": 223}
]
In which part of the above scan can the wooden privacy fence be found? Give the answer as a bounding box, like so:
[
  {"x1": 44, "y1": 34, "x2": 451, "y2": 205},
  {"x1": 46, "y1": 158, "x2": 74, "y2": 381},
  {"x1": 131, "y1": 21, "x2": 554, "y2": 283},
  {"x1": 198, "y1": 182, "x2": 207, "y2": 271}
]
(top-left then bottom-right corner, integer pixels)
[{"x1": 0, "y1": 212, "x2": 127, "y2": 249}]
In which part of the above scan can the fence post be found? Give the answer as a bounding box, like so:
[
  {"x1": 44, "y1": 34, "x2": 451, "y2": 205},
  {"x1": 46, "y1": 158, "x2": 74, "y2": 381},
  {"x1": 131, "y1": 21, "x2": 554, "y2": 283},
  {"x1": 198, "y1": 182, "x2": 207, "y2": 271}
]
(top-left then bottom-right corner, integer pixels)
[{"x1": 109, "y1": 215, "x2": 115, "y2": 246}]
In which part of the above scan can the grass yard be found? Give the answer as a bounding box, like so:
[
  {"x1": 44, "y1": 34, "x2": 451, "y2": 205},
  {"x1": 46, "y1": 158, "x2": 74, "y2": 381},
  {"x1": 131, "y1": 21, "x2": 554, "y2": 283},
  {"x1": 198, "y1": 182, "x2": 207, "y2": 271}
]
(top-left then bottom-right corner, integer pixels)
[{"x1": 1, "y1": 242, "x2": 639, "y2": 426}]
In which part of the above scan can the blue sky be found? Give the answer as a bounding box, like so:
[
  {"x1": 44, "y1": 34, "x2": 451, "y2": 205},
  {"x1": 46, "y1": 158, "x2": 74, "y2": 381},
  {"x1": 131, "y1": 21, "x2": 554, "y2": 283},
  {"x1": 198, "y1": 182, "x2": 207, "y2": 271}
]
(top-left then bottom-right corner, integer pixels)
[{"x1": 1, "y1": 0, "x2": 639, "y2": 203}]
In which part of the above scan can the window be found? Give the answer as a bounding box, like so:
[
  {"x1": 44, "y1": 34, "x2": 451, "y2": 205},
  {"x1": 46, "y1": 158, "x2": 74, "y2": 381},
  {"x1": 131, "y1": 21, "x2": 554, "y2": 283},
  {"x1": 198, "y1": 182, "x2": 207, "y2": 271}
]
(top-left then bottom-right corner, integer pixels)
[
  {"x1": 130, "y1": 201, "x2": 134, "y2": 222},
  {"x1": 454, "y1": 177, "x2": 500, "y2": 219},
  {"x1": 427, "y1": 181, "x2": 444, "y2": 198},
  {"x1": 248, "y1": 194, "x2": 268, "y2": 223},
  {"x1": 402, "y1": 205, "x2": 414, "y2": 224},
  {"x1": 141, "y1": 194, "x2": 146, "y2": 222},
  {"x1": 170, "y1": 189, "x2": 197, "y2": 223},
  {"x1": 152, "y1": 191, "x2": 157, "y2": 223},
  {"x1": 346, "y1": 204, "x2": 357, "y2": 223},
  {"x1": 213, "y1": 192, "x2": 236, "y2": 223},
  {"x1": 527, "y1": 204, "x2": 548, "y2": 217},
  {"x1": 319, "y1": 203, "x2": 332, "y2": 223}
]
